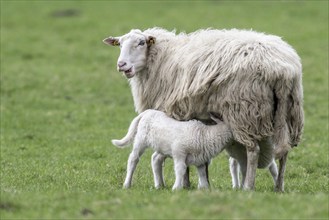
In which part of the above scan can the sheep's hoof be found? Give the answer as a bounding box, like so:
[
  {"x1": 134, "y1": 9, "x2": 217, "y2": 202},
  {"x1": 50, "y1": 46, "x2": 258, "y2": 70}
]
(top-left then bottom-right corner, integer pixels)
[
  {"x1": 198, "y1": 184, "x2": 210, "y2": 190},
  {"x1": 274, "y1": 186, "x2": 285, "y2": 193},
  {"x1": 242, "y1": 185, "x2": 255, "y2": 191},
  {"x1": 198, "y1": 186, "x2": 210, "y2": 191},
  {"x1": 123, "y1": 183, "x2": 131, "y2": 189}
]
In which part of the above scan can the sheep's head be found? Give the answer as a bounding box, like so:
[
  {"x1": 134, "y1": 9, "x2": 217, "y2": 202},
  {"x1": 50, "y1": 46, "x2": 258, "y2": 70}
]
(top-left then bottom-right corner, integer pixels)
[{"x1": 103, "y1": 29, "x2": 156, "y2": 78}]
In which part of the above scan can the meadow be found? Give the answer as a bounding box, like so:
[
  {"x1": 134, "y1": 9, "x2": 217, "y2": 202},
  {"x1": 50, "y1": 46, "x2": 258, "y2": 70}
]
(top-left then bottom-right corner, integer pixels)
[{"x1": 1, "y1": 1, "x2": 328, "y2": 219}]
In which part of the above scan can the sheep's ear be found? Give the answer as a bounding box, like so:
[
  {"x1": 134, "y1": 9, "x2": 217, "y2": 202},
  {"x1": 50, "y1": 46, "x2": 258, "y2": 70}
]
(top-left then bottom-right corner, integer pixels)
[
  {"x1": 103, "y1": 37, "x2": 120, "y2": 46},
  {"x1": 147, "y1": 36, "x2": 156, "y2": 46}
]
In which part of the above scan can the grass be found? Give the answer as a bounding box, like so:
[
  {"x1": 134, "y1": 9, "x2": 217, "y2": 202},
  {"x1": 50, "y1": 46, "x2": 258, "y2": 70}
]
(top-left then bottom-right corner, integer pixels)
[{"x1": 1, "y1": 0, "x2": 328, "y2": 219}]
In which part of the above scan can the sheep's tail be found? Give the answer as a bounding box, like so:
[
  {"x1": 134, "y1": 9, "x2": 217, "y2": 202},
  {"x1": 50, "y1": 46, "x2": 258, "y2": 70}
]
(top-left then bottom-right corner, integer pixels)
[
  {"x1": 273, "y1": 73, "x2": 304, "y2": 158},
  {"x1": 287, "y1": 76, "x2": 304, "y2": 147},
  {"x1": 111, "y1": 113, "x2": 144, "y2": 148}
]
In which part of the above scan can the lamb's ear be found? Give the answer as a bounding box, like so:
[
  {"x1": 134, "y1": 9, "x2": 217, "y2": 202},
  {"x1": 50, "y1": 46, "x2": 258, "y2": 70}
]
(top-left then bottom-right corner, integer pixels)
[
  {"x1": 147, "y1": 36, "x2": 156, "y2": 46},
  {"x1": 103, "y1": 37, "x2": 120, "y2": 46}
]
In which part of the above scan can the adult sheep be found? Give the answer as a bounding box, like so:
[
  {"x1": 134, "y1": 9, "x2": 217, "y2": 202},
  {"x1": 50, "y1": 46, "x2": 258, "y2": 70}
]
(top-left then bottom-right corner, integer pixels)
[{"x1": 103, "y1": 28, "x2": 304, "y2": 191}]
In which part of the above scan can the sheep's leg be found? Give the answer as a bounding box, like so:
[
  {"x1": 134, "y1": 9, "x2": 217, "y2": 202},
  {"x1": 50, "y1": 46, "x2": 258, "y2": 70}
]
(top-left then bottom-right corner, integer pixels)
[
  {"x1": 229, "y1": 157, "x2": 240, "y2": 189},
  {"x1": 268, "y1": 159, "x2": 278, "y2": 188},
  {"x1": 123, "y1": 143, "x2": 145, "y2": 189},
  {"x1": 197, "y1": 163, "x2": 210, "y2": 189},
  {"x1": 151, "y1": 152, "x2": 166, "y2": 189},
  {"x1": 239, "y1": 161, "x2": 247, "y2": 189},
  {"x1": 183, "y1": 167, "x2": 190, "y2": 188},
  {"x1": 275, "y1": 152, "x2": 288, "y2": 192},
  {"x1": 172, "y1": 155, "x2": 187, "y2": 190},
  {"x1": 243, "y1": 143, "x2": 260, "y2": 190}
]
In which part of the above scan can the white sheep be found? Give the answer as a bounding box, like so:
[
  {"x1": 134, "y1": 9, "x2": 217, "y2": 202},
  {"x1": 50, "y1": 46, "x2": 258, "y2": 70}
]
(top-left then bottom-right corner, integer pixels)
[
  {"x1": 112, "y1": 110, "x2": 232, "y2": 190},
  {"x1": 104, "y1": 28, "x2": 304, "y2": 191}
]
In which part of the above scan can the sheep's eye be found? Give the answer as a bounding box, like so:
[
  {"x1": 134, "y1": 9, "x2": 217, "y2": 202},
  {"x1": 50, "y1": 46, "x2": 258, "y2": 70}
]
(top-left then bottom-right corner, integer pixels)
[{"x1": 138, "y1": 40, "x2": 145, "y2": 46}]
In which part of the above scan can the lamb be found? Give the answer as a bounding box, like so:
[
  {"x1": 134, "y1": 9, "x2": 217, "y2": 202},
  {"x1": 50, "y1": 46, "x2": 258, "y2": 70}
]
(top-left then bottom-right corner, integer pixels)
[
  {"x1": 112, "y1": 109, "x2": 233, "y2": 190},
  {"x1": 103, "y1": 28, "x2": 304, "y2": 191}
]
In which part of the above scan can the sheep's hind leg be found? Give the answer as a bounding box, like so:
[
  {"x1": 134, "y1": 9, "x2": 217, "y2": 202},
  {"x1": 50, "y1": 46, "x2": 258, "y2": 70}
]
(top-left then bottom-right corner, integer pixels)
[
  {"x1": 275, "y1": 152, "x2": 288, "y2": 192},
  {"x1": 182, "y1": 167, "x2": 191, "y2": 188},
  {"x1": 229, "y1": 157, "x2": 240, "y2": 189},
  {"x1": 197, "y1": 162, "x2": 210, "y2": 189},
  {"x1": 243, "y1": 143, "x2": 260, "y2": 190},
  {"x1": 151, "y1": 152, "x2": 166, "y2": 189},
  {"x1": 268, "y1": 159, "x2": 278, "y2": 189}
]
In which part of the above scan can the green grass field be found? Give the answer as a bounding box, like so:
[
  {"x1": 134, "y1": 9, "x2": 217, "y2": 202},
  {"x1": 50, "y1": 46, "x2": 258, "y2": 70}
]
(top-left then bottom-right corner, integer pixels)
[{"x1": 1, "y1": 1, "x2": 328, "y2": 219}]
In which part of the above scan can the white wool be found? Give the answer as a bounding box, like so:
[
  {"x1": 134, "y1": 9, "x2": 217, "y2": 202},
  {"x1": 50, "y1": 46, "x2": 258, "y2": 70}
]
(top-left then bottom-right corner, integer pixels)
[{"x1": 124, "y1": 28, "x2": 303, "y2": 151}]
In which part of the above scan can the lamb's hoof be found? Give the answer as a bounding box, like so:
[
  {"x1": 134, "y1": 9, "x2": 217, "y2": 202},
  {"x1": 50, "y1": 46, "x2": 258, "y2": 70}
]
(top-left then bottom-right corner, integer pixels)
[
  {"x1": 155, "y1": 184, "x2": 165, "y2": 190},
  {"x1": 172, "y1": 185, "x2": 183, "y2": 191}
]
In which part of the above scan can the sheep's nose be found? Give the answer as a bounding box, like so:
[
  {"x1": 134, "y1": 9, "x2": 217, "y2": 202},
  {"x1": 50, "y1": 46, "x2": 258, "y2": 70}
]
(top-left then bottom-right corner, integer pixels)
[{"x1": 117, "y1": 61, "x2": 127, "y2": 68}]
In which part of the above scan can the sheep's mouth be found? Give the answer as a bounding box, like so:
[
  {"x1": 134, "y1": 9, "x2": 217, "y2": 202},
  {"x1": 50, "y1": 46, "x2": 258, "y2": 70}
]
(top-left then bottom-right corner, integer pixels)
[
  {"x1": 123, "y1": 67, "x2": 134, "y2": 78},
  {"x1": 118, "y1": 66, "x2": 135, "y2": 78}
]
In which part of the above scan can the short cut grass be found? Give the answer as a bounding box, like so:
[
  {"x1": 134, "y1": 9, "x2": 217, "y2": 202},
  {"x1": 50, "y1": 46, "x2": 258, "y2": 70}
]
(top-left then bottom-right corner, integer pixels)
[{"x1": 1, "y1": 1, "x2": 328, "y2": 219}]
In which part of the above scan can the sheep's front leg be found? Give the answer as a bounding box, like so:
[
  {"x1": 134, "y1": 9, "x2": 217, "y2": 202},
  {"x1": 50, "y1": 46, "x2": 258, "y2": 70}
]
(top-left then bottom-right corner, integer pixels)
[
  {"x1": 275, "y1": 152, "x2": 288, "y2": 192},
  {"x1": 197, "y1": 162, "x2": 210, "y2": 189},
  {"x1": 172, "y1": 155, "x2": 187, "y2": 190},
  {"x1": 123, "y1": 144, "x2": 145, "y2": 189},
  {"x1": 229, "y1": 157, "x2": 240, "y2": 189},
  {"x1": 243, "y1": 143, "x2": 260, "y2": 190},
  {"x1": 151, "y1": 152, "x2": 166, "y2": 189}
]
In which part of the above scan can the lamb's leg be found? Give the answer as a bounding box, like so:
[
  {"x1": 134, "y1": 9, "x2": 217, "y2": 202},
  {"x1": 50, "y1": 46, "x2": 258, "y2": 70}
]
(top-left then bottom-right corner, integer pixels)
[
  {"x1": 172, "y1": 155, "x2": 187, "y2": 190},
  {"x1": 268, "y1": 159, "x2": 278, "y2": 188},
  {"x1": 151, "y1": 152, "x2": 166, "y2": 189},
  {"x1": 243, "y1": 143, "x2": 260, "y2": 190},
  {"x1": 275, "y1": 152, "x2": 288, "y2": 192},
  {"x1": 123, "y1": 143, "x2": 145, "y2": 189},
  {"x1": 229, "y1": 157, "x2": 240, "y2": 189},
  {"x1": 197, "y1": 163, "x2": 210, "y2": 189}
]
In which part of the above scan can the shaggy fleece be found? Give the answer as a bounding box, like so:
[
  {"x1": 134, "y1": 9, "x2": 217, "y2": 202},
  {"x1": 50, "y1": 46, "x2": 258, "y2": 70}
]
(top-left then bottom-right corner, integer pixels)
[{"x1": 129, "y1": 28, "x2": 304, "y2": 154}]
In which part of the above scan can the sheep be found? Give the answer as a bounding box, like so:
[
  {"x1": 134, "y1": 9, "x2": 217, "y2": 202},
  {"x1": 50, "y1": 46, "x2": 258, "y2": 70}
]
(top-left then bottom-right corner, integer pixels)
[
  {"x1": 103, "y1": 27, "x2": 304, "y2": 191},
  {"x1": 112, "y1": 109, "x2": 233, "y2": 190}
]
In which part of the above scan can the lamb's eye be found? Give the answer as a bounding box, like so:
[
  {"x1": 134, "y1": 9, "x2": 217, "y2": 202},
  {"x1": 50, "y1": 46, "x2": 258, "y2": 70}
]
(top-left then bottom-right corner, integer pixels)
[{"x1": 138, "y1": 40, "x2": 145, "y2": 46}]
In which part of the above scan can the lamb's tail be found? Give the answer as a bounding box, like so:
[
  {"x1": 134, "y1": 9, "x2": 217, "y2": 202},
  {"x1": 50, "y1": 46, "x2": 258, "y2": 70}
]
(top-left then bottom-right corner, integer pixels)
[{"x1": 111, "y1": 112, "x2": 145, "y2": 148}]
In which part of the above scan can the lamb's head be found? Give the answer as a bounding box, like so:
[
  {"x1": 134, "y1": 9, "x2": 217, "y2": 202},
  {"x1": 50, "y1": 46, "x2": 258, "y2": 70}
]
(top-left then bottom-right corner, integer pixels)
[{"x1": 103, "y1": 29, "x2": 156, "y2": 78}]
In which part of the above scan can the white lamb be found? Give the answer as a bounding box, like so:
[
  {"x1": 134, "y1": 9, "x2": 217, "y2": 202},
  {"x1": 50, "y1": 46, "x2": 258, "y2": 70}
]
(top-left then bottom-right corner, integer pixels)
[{"x1": 112, "y1": 109, "x2": 233, "y2": 190}]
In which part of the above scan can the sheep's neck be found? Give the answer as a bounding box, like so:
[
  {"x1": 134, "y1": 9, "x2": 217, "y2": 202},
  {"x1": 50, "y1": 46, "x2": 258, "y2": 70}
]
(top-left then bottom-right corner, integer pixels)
[{"x1": 129, "y1": 69, "x2": 160, "y2": 113}]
